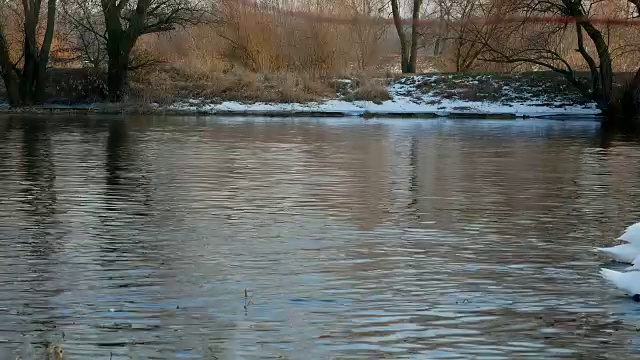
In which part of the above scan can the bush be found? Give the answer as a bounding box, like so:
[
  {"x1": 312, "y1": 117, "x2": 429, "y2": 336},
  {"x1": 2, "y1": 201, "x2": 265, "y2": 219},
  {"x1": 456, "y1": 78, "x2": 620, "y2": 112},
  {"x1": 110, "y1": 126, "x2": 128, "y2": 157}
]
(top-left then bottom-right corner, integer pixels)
[
  {"x1": 46, "y1": 69, "x2": 109, "y2": 104},
  {"x1": 344, "y1": 80, "x2": 391, "y2": 104}
]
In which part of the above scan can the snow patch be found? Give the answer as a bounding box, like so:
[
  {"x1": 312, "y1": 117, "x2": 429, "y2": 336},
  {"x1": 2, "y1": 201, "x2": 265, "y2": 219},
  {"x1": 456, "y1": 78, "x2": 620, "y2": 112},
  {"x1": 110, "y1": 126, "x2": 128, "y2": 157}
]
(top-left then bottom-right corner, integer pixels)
[
  {"x1": 168, "y1": 74, "x2": 601, "y2": 118},
  {"x1": 168, "y1": 97, "x2": 599, "y2": 117}
]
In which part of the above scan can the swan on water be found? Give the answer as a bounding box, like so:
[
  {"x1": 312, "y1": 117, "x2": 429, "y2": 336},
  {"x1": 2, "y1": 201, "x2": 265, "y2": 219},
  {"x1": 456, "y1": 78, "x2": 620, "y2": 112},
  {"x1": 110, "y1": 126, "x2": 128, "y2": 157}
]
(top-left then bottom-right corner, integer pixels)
[
  {"x1": 597, "y1": 222, "x2": 640, "y2": 301},
  {"x1": 599, "y1": 268, "x2": 640, "y2": 301},
  {"x1": 617, "y1": 222, "x2": 640, "y2": 245},
  {"x1": 595, "y1": 243, "x2": 640, "y2": 263},
  {"x1": 622, "y1": 254, "x2": 640, "y2": 271},
  {"x1": 595, "y1": 222, "x2": 640, "y2": 264}
]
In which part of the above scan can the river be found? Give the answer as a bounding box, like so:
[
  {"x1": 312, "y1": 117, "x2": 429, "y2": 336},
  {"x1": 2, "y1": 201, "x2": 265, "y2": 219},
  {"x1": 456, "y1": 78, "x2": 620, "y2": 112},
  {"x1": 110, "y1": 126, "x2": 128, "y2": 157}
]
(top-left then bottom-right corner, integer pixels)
[{"x1": 0, "y1": 115, "x2": 639, "y2": 359}]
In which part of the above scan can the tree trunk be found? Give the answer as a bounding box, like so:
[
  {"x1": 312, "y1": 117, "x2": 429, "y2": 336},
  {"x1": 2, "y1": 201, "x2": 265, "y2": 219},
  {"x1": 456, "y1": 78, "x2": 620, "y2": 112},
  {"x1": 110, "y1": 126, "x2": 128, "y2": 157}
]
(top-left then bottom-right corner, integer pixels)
[
  {"x1": 107, "y1": 56, "x2": 130, "y2": 102},
  {"x1": 598, "y1": 54, "x2": 614, "y2": 107},
  {"x1": 577, "y1": 19, "x2": 614, "y2": 109},
  {"x1": 36, "y1": 0, "x2": 57, "y2": 103},
  {"x1": 615, "y1": 67, "x2": 640, "y2": 120},
  {"x1": 106, "y1": 35, "x2": 133, "y2": 102},
  {"x1": 102, "y1": 0, "x2": 135, "y2": 103},
  {"x1": 391, "y1": 0, "x2": 421, "y2": 73},
  {"x1": 391, "y1": 0, "x2": 411, "y2": 74},
  {"x1": 401, "y1": 56, "x2": 412, "y2": 73},
  {"x1": 20, "y1": 45, "x2": 38, "y2": 106},
  {"x1": 18, "y1": 36, "x2": 51, "y2": 105},
  {"x1": 0, "y1": 31, "x2": 20, "y2": 106},
  {"x1": 408, "y1": 0, "x2": 422, "y2": 74},
  {"x1": 1, "y1": 72, "x2": 20, "y2": 107},
  {"x1": 0, "y1": 0, "x2": 56, "y2": 106}
]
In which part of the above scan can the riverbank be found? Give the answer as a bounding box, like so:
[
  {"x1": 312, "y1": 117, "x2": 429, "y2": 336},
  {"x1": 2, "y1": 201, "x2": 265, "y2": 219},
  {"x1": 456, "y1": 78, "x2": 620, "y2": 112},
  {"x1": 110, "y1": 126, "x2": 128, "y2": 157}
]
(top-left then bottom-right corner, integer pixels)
[{"x1": 0, "y1": 71, "x2": 602, "y2": 119}]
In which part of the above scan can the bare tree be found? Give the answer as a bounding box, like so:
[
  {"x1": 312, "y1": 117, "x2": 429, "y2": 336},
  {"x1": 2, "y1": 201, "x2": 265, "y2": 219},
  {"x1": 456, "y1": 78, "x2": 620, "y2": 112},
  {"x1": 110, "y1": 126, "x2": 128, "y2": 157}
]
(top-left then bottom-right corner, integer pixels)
[
  {"x1": 103, "y1": 0, "x2": 208, "y2": 101},
  {"x1": 391, "y1": 0, "x2": 423, "y2": 73},
  {"x1": 60, "y1": 0, "x2": 108, "y2": 69},
  {"x1": 433, "y1": 0, "x2": 512, "y2": 72},
  {"x1": 0, "y1": 0, "x2": 57, "y2": 106},
  {"x1": 62, "y1": 0, "x2": 206, "y2": 102},
  {"x1": 345, "y1": 0, "x2": 389, "y2": 70},
  {"x1": 478, "y1": 0, "x2": 640, "y2": 121}
]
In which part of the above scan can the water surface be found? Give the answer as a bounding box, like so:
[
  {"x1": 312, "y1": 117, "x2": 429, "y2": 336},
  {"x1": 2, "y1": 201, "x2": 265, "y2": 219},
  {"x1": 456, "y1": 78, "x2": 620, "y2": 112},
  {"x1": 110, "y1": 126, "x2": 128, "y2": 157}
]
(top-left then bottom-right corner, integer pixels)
[{"x1": 0, "y1": 115, "x2": 639, "y2": 359}]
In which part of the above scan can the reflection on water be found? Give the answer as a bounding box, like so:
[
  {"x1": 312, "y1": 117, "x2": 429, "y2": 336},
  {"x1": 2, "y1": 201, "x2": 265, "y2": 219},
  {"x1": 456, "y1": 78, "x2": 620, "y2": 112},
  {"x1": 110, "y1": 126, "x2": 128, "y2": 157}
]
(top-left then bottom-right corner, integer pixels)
[{"x1": 1, "y1": 116, "x2": 640, "y2": 359}]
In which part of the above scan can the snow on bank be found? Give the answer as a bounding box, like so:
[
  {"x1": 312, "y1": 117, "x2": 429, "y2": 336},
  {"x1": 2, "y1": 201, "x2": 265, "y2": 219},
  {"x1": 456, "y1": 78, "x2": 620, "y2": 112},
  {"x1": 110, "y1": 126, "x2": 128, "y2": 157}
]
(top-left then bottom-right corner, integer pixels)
[
  {"x1": 168, "y1": 97, "x2": 600, "y2": 118},
  {"x1": 167, "y1": 75, "x2": 601, "y2": 118},
  {"x1": 0, "y1": 74, "x2": 600, "y2": 118}
]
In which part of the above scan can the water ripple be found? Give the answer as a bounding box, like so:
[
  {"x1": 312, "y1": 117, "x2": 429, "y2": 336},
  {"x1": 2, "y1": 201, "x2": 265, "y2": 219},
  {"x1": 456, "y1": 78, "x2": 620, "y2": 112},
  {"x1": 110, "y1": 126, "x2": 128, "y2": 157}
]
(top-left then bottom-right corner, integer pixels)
[{"x1": 0, "y1": 116, "x2": 638, "y2": 359}]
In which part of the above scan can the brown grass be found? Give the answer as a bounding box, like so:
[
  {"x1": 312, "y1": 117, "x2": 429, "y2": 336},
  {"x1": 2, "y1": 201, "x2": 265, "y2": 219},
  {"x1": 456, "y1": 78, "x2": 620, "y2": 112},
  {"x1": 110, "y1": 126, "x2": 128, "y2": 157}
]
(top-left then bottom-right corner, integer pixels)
[
  {"x1": 344, "y1": 79, "x2": 392, "y2": 103},
  {"x1": 127, "y1": 65, "x2": 335, "y2": 104},
  {"x1": 107, "y1": 2, "x2": 392, "y2": 105}
]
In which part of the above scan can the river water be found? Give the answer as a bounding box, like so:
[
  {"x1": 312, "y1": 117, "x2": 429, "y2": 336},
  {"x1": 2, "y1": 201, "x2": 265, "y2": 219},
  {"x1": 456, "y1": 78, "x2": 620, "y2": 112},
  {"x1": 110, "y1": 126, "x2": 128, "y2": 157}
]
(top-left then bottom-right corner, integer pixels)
[{"x1": 0, "y1": 115, "x2": 639, "y2": 359}]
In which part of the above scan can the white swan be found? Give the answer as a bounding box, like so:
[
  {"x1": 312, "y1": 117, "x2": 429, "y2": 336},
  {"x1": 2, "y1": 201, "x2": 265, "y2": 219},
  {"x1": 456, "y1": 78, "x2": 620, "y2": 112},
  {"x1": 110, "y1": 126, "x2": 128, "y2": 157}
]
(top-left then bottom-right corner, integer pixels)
[
  {"x1": 600, "y1": 268, "x2": 640, "y2": 299},
  {"x1": 623, "y1": 254, "x2": 640, "y2": 271},
  {"x1": 595, "y1": 222, "x2": 640, "y2": 263},
  {"x1": 617, "y1": 222, "x2": 640, "y2": 245},
  {"x1": 595, "y1": 243, "x2": 640, "y2": 263}
]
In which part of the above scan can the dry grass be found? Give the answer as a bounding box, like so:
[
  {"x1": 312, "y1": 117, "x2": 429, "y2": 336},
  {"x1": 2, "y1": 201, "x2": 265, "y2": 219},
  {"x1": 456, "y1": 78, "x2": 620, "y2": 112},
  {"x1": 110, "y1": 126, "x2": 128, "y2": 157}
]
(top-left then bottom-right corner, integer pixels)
[
  {"x1": 113, "y1": 4, "x2": 392, "y2": 105},
  {"x1": 344, "y1": 79, "x2": 392, "y2": 104},
  {"x1": 137, "y1": 10, "x2": 378, "y2": 78},
  {"x1": 127, "y1": 65, "x2": 335, "y2": 104}
]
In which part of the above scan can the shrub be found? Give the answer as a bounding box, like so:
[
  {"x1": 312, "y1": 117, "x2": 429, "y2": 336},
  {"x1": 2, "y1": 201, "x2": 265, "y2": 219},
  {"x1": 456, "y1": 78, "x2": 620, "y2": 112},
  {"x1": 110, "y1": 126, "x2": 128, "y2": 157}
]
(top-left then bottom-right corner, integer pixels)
[{"x1": 344, "y1": 80, "x2": 391, "y2": 104}]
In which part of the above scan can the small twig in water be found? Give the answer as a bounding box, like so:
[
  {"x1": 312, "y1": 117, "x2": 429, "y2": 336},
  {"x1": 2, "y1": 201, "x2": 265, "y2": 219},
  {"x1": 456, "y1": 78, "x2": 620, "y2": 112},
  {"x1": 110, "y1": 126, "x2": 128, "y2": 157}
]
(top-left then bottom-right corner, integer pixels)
[{"x1": 244, "y1": 288, "x2": 254, "y2": 311}]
